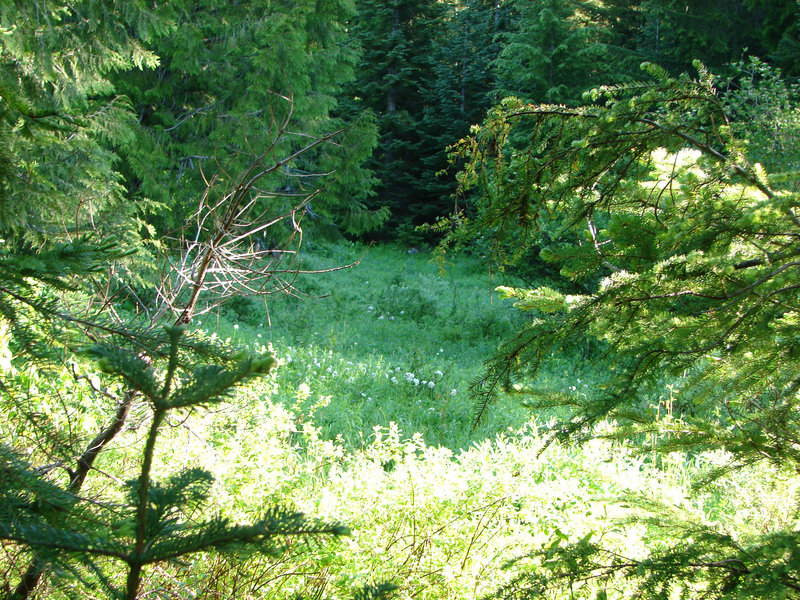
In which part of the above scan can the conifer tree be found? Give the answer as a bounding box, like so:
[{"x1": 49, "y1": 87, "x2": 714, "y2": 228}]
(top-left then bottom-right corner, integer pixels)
[
  {"x1": 447, "y1": 62, "x2": 800, "y2": 597},
  {"x1": 416, "y1": 0, "x2": 503, "y2": 219},
  {"x1": 341, "y1": 0, "x2": 449, "y2": 238},
  {"x1": 0, "y1": 0, "x2": 161, "y2": 245},
  {"x1": 493, "y1": 0, "x2": 614, "y2": 106},
  {"x1": 2, "y1": 320, "x2": 351, "y2": 600},
  {"x1": 635, "y1": 0, "x2": 800, "y2": 73},
  {"x1": 759, "y1": 0, "x2": 800, "y2": 76},
  {"x1": 114, "y1": 0, "x2": 385, "y2": 239}
]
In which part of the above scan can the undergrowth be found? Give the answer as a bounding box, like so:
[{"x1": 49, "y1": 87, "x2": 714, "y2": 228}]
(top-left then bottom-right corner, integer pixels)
[{"x1": 3, "y1": 243, "x2": 795, "y2": 599}]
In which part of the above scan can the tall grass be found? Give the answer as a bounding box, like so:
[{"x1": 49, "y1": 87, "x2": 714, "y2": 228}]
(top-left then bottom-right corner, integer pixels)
[
  {"x1": 212, "y1": 242, "x2": 531, "y2": 449},
  {"x1": 178, "y1": 242, "x2": 798, "y2": 598}
]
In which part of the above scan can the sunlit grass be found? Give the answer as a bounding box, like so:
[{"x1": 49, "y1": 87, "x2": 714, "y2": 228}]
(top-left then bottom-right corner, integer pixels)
[
  {"x1": 207, "y1": 242, "x2": 531, "y2": 449},
  {"x1": 158, "y1": 241, "x2": 800, "y2": 599}
]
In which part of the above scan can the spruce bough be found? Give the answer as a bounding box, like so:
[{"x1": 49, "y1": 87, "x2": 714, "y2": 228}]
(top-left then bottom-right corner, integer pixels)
[
  {"x1": 2, "y1": 318, "x2": 351, "y2": 600},
  {"x1": 448, "y1": 62, "x2": 800, "y2": 597}
]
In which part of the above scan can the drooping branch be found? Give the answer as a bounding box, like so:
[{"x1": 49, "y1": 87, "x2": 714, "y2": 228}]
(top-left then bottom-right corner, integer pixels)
[{"x1": 505, "y1": 104, "x2": 800, "y2": 230}]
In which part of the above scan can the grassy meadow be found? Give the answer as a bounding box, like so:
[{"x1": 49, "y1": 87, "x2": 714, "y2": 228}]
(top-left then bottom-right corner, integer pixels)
[
  {"x1": 140, "y1": 242, "x2": 793, "y2": 599},
  {"x1": 8, "y1": 242, "x2": 797, "y2": 599},
  {"x1": 207, "y1": 241, "x2": 533, "y2": 449}
]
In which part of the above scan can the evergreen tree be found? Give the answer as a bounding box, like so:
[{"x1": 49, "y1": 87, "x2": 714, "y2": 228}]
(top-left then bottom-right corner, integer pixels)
[
  {"x1": 2, "y1": 318, "x2": 351, "y2": 600},
  {"x1": 416, "y1": 0, "x2": 504, "y2": 221},
  {"x1": 635, "y1": 0, "x2": 800, "y2": 73},
  {"x1": 493, "y1": 0, "x2": 614, "y2": 106},
  {"x1": 114, "y1": 0, "x2": 385, "y2": 239},
  {"x1": 342, "y1": 0, "x2": 450, "y2": 239},
  {"x1": 446, "y1": 62, "x2": 800, "y2": 597},
  {"x1": 755, "y1": 0, "x2": 800, "y2": 76},
  {"x1": 0, "y1": 0, "x2": 161, "y2": 246}
]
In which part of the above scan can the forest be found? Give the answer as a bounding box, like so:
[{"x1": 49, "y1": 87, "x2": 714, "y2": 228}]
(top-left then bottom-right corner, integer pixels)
[{"x1": 1, "y1": 0, "x2": 800, "y2": 598}]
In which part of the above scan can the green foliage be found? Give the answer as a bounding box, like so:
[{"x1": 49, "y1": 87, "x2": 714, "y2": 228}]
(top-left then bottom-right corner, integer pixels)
[
  {"x1": 7, "y1": 236, "x2": 799, "y2": 599},
  {"x1": 171, "y1": 383, "x2": 795, "y2": 600},
  {"x1": 341, "y1": 0, "x2": 509, "y2": 237},
  {"x1": 0, "y1": 4, "x2": 393, "y2": 596},
  {"x1": 338, "y1": 0, "x2": 800, "y2": 237},
  {"x1": 414, "y1": 0, "x2": 502, "y2": 217},
  {"x1": 723, "y1": 56, "x2": 800, "y2": 173},
  {"x1": 447, "y1": 62, "x2": 800, "y2": 596},
  {"x1": 2, "y1": 325, "x2": 351, "y2": 599},
  {"x1": 493, "y1": 0, "x2": 614, "y2": 106},
  {"x1": 633, "y1": 1, "x2": 799, "y2": 74},
  {"x1": 114, "y1": 0, "x2": 384, "y2": 238},
  {"x1": 9, "y1": 1, "x2": 800, "y2": 598},
  {"x1": 340, "y1": 0, "x2": 449, "y2": 235},
  {"x1": 0, "y1": 236, "x2": 133, "y2": 374},
  {"x1": 0, "y1": 0, "x2": 162, "y2": 267}
]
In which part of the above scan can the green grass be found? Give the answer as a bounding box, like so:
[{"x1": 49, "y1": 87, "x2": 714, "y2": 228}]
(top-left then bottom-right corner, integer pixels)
[
  {"x1": 175, "y1": 242, "x2": 797, "y2": 598},
  {"x1": 5, "y1": 242, "x2": 797, "y2": 599},
  {"x1": 208, "y1": 242, "x2": 531, "y2": 449}
]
